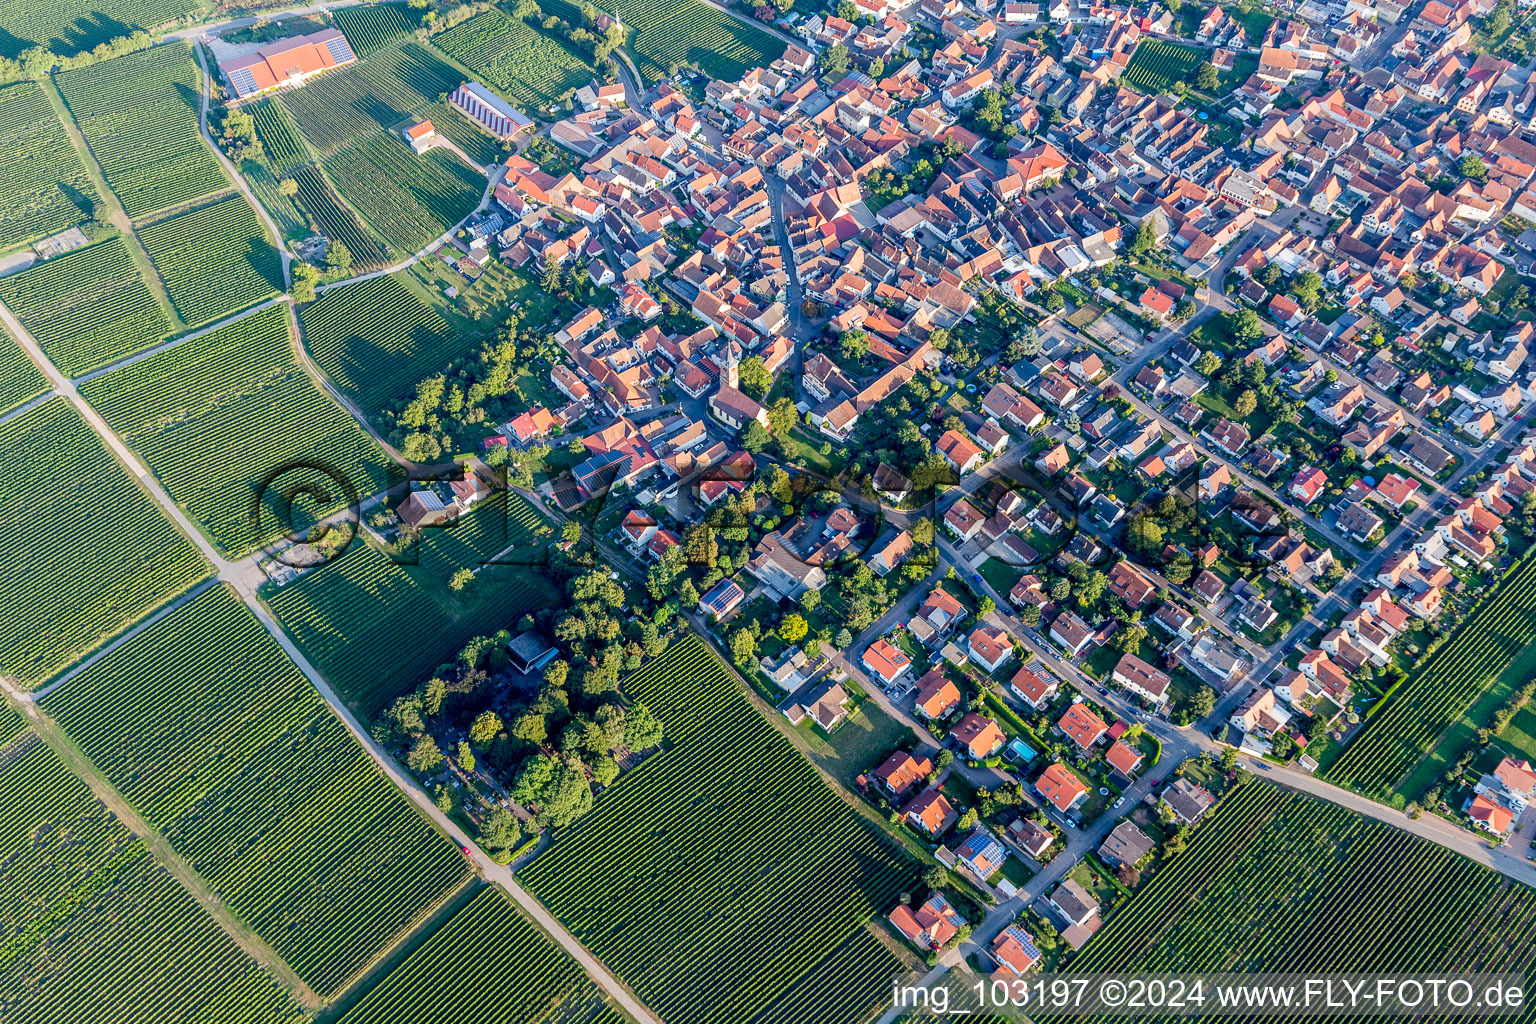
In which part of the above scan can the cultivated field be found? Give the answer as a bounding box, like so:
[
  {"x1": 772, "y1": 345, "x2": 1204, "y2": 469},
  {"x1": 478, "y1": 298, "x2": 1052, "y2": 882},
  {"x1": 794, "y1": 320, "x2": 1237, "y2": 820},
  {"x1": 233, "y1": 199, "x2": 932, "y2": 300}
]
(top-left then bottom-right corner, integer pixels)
[
  {"x1": 249, "y1": 98, "x2": 310, "y2": 175},
  {"x1": 434, "y1": 9, "x2": 594, "y2": 111},
  {"x1": 138, "y1": 194, "x2": 283, "y2": 327},
  {"x1": 520, "y1": 635, "x2": 916, "y2": 1024},
  {"x1": 0, "y1": 398, "x2": 205, "y2": 688},
  {"x1": 0, "y1": 81, "x2": 98, "y2": 249},
  {"x1": 43, "y1": 584, "x2": 471, "y2": 998},
  {"x1": 0, "y1": 733, "x2": 303, "y2": 1024},
  {"x1": 0, "y1": 0, "x2": 196, "y2": 58},
  {"x1": 331, "y1": 1, "x2": 418, "y2": 56},
  {"x1": 325, "y1": 133, "x2": 484, "y2": 254},
  {"x1": 1123, "y1": 39, "x2": 1203, "y2": 94},
  {"x1": 56, "y1": 42, "x2": 227, "y2": 219},
  {"x1": 614, "y1": 0, "x2": 785, "y2": 83},
  {"x1": 0, "y1": 336, "x2": 49, "y2": 415},
  {"x1": 1326, "y1": 554, "x2": 1536, "y2": 797},
  {"x1": 78, "y1": 303, "x2": 388, "y2": 555},
  {"x1": 267, "y1": 494, "x2": 550, "y2": 717},
  {"x1": 299, "y1": 272, "x2": 466, "y2": 415},
  {"x1": 279, "y1": 43, "x2": 461, "y2": 157},
  {"x1": 0, "y1": 234, "x2": 170, "y2": 376},
  {"x1": 336, "y1": 887, "x2": 617, "y2": 1024},
  {"x1": 1064, "y1": 782, "x2": 1536, "y2": 979},
  {"x1": 291, "y1": 164, "x2": 389, "y2": 268}
]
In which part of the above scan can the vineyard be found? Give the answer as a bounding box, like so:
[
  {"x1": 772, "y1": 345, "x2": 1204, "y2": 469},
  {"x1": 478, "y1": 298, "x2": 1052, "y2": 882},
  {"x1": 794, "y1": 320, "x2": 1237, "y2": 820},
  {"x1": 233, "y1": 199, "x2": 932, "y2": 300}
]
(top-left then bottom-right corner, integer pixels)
[
  {"x1": 0, "y1": 81, "x2": 97, "y2": 249},
  {"x1": 79, "y1": 303, "x2": 388, "y2": 555},
  {"x1": 0, "y1": 234, "x2": 170, "y2": 376},
  {"x1": 0, "y1": 733, "x2": 302, "y2": 1024},
  {"x1": 1061, "y1": 782, "x2": 1536, "y2": 984},
  {"x1": 434, "y1": 9, "x2": 594, "y2": 111},
  {"x1": 267, "y1": 494, "x2": 550, "y2": 717},
  {"x1": 520, "y1": 635, "x2": 917, "y2": 1024},
  {"x1": 0, "y1": 398, "x2": 205, "y2": 688},
  {"x1": 324, "y1": 135, "x2": 484, "y2": 255},
  {"x1": 336, "y1": 887, "x2": 617, "y2": 1024},
  {"x1": 249, "y1": 98, "x2": 310, "y2": 175},
  {"x1": 611, "y1": 0, "x2": 786, "y2": 83},
  {"x1": 0, "y1": 336, "x2": 48, "y2": 415},
  {"x1": 43, "y1": 584, "x2": 472, "y2": 998},
  {"x1": 0, "y1": 0, "x2": 196, "y2": 59},
  {"x1": 56, "y1": 42, "x2": 227, "y2": 219},
  {"x1": 331, "y1": 1, "x2": 419, "y2": 55},
  {"x1": 291, "y1": 164, "x2": 388, "y2": 269},
  {"x1": 138, "y1": 195, "x2": 284, "y2": 327},
  {"x1": 1326, "y1": 554, "x2": 1536, "y2": 797},
  {"x1": 279, "y1": 42, "x2": 462, "y2": 156},
  {"x1": 1123, "y1": 39, "x2": 1204, "y2": 94},
  {"x1": 299, "y1": 272, "x2": 466, "y2": 414}
]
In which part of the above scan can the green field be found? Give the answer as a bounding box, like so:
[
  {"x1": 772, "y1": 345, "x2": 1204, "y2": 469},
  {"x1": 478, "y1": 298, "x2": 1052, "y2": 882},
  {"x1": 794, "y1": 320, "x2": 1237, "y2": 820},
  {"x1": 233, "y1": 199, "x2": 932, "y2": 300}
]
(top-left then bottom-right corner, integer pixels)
[
  {"x1": 324, "y1": 133, "x2": 483, "y2": 254},
  {"x1": 291, "y1": 164, "x2": 388, "y2": 269},
  {"x1": 520, "y1": 635, "x2": 916, "y2": 1024},
  {"x1": 1123, "y1": 39, "x2": 1204, "y2": 94},
  {"x1": 1065, "y1": 782, "x2": 1536, "y2": 981},
  {"x1": 0, "y1": 732, "x2": 303, "y2": 1024},
  {"x1": 138, "y1": 195, "x2": 283, "y2": 327},
  {"x1": 0, "y1": 335, "x2": 48, "y2": 415},
  {"x1": 279, "y1": 42, "x2": 462, "y2": 157},
  {"x1": 43, "y1": 584, "x2": 471, "y2": 998},
  {"x1": 336, "y1": 887, "x2": 616, "y2": 1024},
  {"x1": 434, "y1": 9, "x2": 594, "y2": 112},
  {"x1": 608, "y1": 0, "x2": 785, "y2": 82},
  {"x1": 0, "y1": 234, "x2": 170, "y2": 376},
  {"x1": 78, "y1": 303, "x2": 388, "y2": 556},
  {"x1": 0, "y1": 81, "x2": 98, "y2": 249},
  {"x1": 299, "y1": 272, "x2": 467, "y2": 415},
  {"x1": 331, "y1": 1, "x2": 419, "y2": 56},
  {"x1": 56, "y1": 42, "x2": 227, "y2": 219},
  {"x1": 267, "y1": 494, "x2": 551, "y2": 717},
  {"x1": 1326, "y1": 555, "x2": 1536, "y2": 797},
  {"x1": 0, "y1": 398, "x2": 205, "y2": 688},
  {"x1": 0, "y1": 0, "x2": 197, "y2": 59}
]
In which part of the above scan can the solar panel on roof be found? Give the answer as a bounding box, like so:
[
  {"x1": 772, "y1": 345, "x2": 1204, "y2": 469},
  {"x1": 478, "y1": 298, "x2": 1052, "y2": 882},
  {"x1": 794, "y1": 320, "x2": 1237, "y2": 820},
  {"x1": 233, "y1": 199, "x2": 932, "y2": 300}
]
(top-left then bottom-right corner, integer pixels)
[
  {"x1": 229, "y1": 67, "x2": 259, "y2": 96},
  {"x1": 323, "y1": 35, "x2": 356, "y2": 64}
]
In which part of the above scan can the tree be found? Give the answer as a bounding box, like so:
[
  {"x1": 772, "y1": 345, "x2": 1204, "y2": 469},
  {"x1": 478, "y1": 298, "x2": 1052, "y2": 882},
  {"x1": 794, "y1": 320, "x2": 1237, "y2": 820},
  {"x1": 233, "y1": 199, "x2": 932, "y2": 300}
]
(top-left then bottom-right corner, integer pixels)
[
  {"x1": 407, "y1": 734, "x2": 443, "y2": 772},
  {"x1": 923, "y1": 864, "x2": 949, "y2": 890},
  {"x1": 737, "y1": 355, "x2": 771, "y2": 397},
  {"x1": 779, "y1": 613, "x2": 809, "y2": 643},
  {"x1": 1175, "y1": 298, "x2": 1197, "y2": 320},
  {"x1": 1129, "y1": 217, "x2": 1156, "y2": 256},
  {"x1": 1460, "y1": 153, "x2": 1487, "y2": 181},
  {"x1": 1042, "y1": 291, "x2": 1065, "y2": 313},
  {"x1": 277, "y1": 177, "x2": 298, "y2": 197},
  {"x1": 1050, "y1": 577, "x2": 1071, "y2": 601},
  {"x1": 291, "y1": 262, "x2": 320, "y2": 303},
  {"x1": 470, "y1": 710, "x2": 504, "y2": 747},
  {"x1": 456, "y1": 740, "x2": 475, "y2": 773},
  {"x1": 1230, "y1": 308, "x2": 1263, "y2": 344},
  {"x1": 540, "y1": 253, "x2": 563, "y2": 292},
  {"x1": 1195, "y1": 61, "x2": 1219, "y2": 91},
  {"x1": 449, "y1": 567, "x2": 474, "y2": 591},
  {"x1": 1221, "y1": 746, "x2": 1240, "y2": 771},
  {"x1": 1234, "y1": 389, "x2": 1259, "y2": 418},
  {"x1": 1111, "y1": 621, "x2": 1148, "y2": 655},
  {"x1": 868, "y1": 56, "x2": 885, "y2": 79},
  {"x1": 730, "y1": 628, "x2": 757, "y2": 667},
  {"x1": 1292, "y1": 270, "x2": 1322, "y2": 310},
  {"x1": 838, "y1": 0, "x2": 857, "y2": 17},
  {"x1": 835, "y1": 627, "x2": 853, "y2": 648},
  {"x1": 1183, "y1": 685, "x2": 1217, "y2": 721},
  {"x1": 1013, "y1": 325, "x2": 1043, "y2": 358},
  {"x1": 479, "y1": 808, "x2": 521, "y2": 860},
  {"x1": 799, "y1": 588, "x2": 821, "y2": 614},
  {"x1": 325, "y1": 240, "x2": 352, "y2": 274},
  {"x1": 624, "y1": 703, "x2": 664, "y2": 750},
  {"x1": 1195, "y1": 350, "x2": 1222, "y2": 377},
  {"x1": 741, "y1": 420, "x2": 771, "y2": 453},
  {"x1": 767, "y1": 397, "x2": 798, "y2": 439},
  {"x1": 820, "y1": 43, "x2": 848, "y2": 75},
  {"x1": 839, "y1": 329, "x2": 869, "y2": 361}
]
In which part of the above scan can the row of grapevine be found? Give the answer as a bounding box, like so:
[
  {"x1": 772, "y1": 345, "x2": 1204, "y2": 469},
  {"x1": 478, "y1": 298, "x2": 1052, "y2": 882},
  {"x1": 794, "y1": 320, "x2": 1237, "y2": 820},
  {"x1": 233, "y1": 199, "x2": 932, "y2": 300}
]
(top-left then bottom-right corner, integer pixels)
[
  {"x1": 0, "y1": 398, "x2": 206, "y2": 688},
  {"x1": 248, "y1": 98, "x2": 310, "y2": 175},
  {"x1": 78, "y1": 303, "x2": 388, "y2": 556},
  {"x1": 1327, "y1": 554, "x2": 1536, "y2": 794},
  {"x1": 138, "y1": 194, "x2": 284, "y2": 327},
  {"x1": 0, "y1": 0, "x2": 196, "y2": 60},
  {"x1": 267, "y1": 494, "x2": 550, "y2": 716},
  {"x1": 611, "y1": 0, "x2": 785, "y2": 82},
  {"x1": 331, "y1": 2, "x2": 419, "y2": 56},
  {"x1": 1048, "y1": 785, "x2": 1536, "y2": 1001},
  {"x1": 520, "y1": 635, "x2": 921, "y2": 1024},
  {"x1": 299, "y1": 272, "x2": 464, "y2": 415},
  {"x1": 0, "y1": 736, "x2": 302, "y2": 1024},
  {"x1": 323, "y1": 134, "x2": 483, "y2": 258},
  {"x1": 43, "y1": 584, "x2": 472, "y2": 998},
  {"x1": 0, "y1": 234, "x2": 170, "y2": 376},
  {"x1": 0, "y1": 81, "x2": 98, "y2": 249},
  {"x1": 434, "y1": 9, "x2": 594, "y2": 111},
  {"x1": 291, "y1": 164, "x2": 389, "y2": 269},
  {"x1": 0, "y1": 334, "x2": 48, "y2": 416},
  {"x1": 56, "y1": 41, "x2": 226, "y2": 219},
  {"x1": 279, "y1": 42, "x2": 462, "y2": 156},
  {"x1": 337, "y1": 887, "x2": 612, "y2": 1024},
  {"x1": 1122, "y1": 39, "x2": 1204, "y2": 94}
]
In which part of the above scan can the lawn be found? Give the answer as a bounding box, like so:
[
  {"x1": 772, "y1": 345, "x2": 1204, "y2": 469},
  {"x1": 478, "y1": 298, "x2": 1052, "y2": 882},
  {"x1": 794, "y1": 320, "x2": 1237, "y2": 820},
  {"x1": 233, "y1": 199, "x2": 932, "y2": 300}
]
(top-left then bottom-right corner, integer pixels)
[
  {"x1": 795, "y1": 689, "x2": 914, "y2": 791},
  {"x1": 783, "y1": 425, "x2": 843, "y2": 477},
  {"x1": 978, "y1": 556, "x2": 1022, "y2": 598}
]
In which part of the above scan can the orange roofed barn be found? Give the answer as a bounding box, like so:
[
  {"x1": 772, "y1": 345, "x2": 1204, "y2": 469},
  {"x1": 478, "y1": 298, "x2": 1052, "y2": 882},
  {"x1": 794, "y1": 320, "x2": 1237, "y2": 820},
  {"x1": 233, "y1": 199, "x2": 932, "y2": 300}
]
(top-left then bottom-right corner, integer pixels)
[{"x1": 220, "y1": 29, "x2": 358, "y2": 98}]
